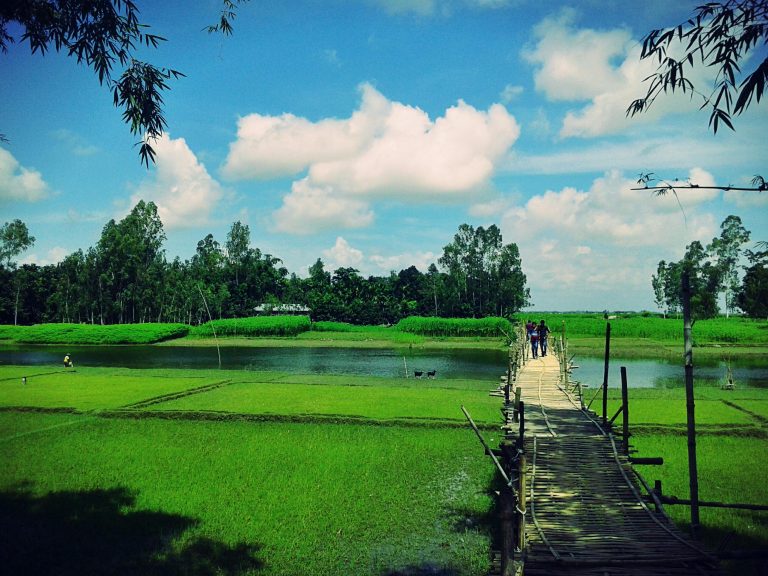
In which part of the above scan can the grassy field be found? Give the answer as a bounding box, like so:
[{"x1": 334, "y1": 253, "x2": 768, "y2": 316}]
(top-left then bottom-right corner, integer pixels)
[
  {"x1": 0, "y1": 365, "x2": 500, "y2": 576},
  {"x1": 597, "y1": 385, "x2": 768, "y2": 575}
]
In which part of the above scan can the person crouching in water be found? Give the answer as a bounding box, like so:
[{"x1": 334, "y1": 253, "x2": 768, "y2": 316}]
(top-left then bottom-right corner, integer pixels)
[
  {"x1": 530, "y1": 325, "x2": 539, "y2": 359},
  {"x1": 538, "y1": 320, "x2": 551, "y2": 357},
  {"x1": 63, "y1": 354, "x2": 73, "y2": 368}
]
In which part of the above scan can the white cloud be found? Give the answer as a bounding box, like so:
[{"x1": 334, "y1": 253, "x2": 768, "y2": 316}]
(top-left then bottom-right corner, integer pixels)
[
  {"x1": 130, "y1": 134, "x2": 225, "y2": 229},
  {"x1": 21, "y1": 246, "x2": 69, "y2": 266},
  {"x1": 523, "y1": 9, "x2": 715, "y2": 138},
  {"x1": 503, "y1": 134, "x2": 765, "y2": 176},
  {"x1": 226, "y1": 84, "x2": 520, "y2": 234},
  {"x1": 0, "y1": 148, "x2": 49, "y2": 202},
  {"x1": 222, "y1": 84, "x2": 393, "y2": 182},
  {"x1": 323, "y1": 237, "x2": 364, "y2": 268},
  {"x1": 496, "y1": 170, "x2": 719, "y2": 310},
  {"x1": 308, "y1": 96, "x2": 518, "y2": 198},
  {"x1": 523, "y1": 9, "x2": 632, "y2": 102},
  {"x1": 369, "y1": 250, "x2": 437, "y2": 273},
  {"x1": 500, "y1": 84, "x2": 524, "y2": 103},
  {"x1": 273, "y1": 179, "x2": 374, "y2": 235}
]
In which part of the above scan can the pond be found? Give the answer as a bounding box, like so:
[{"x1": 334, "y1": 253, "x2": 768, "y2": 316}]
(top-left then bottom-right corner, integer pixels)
[
  {"x1": 1, "y1": 345, "x2": 766, "y2": 388},
  {"x1": 0, "y1": 345, "x2": 509, "y2": 380},
  {"x1": 572, "y1": 355, "x2": 768, "y2": 389}
]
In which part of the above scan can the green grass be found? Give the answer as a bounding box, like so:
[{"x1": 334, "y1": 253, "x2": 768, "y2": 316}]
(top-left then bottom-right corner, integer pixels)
[
  {"x1": 0, "y1": 364, "x2": 498, "y2": 575},
  {"x1": 0, "y1": 413, "x2": 494, "y2": 576},
  {"x1": 0, "y1": 323, "x2": 189, "y2": 345},
  {"x1": 0, "y1": 367, "x2": 221, "y2": 411},
  {"x1": 189, "y1": 315, "x2": 312, "y2": 338},
  {"x1": 142, "y1": 380, "x2": 500, "y2": 426},
  {"x1": 396, "y1": 316, "x2": 512, "y2": 338},
  {"x1": 633, "y1": 434, "x2": 768, "y2": 571},
  {"x1": 517, "y1": 313, "x2": 768, "y2": 346}
]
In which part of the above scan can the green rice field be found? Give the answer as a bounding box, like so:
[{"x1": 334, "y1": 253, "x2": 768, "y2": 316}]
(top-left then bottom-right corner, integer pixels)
[
  {"x1": 0, "y1": 365, "x2": 499, "y2": 576},
  {"x1": 2, "y1": 356, "x2": 767, "y2": 575},
  {"x1": 601, "y1": 386, "x2": 768, "y2": 575}
]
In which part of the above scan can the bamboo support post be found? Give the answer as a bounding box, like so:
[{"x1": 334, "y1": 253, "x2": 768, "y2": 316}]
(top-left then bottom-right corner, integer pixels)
[
  {"x1": 682, "y1": 271, "x2": 701, "y2": 536},
  {"x1": 621, "y1": 366, "x2": 629, "y2": 456},
  {"x1": 603, "y1": 322, "x2": 611, "y2": 426},
  {"x1": 517, "y1": 452, "x2": 527, "y2": 553}
]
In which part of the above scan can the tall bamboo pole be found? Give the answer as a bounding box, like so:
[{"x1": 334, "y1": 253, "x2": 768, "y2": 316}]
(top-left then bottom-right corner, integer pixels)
[
  {"x1": 682, "y1": 271, "x2": 700, "y2": 535},
  {"x1": 602, "y1": 322, "x2": 611, "y2": 426}
]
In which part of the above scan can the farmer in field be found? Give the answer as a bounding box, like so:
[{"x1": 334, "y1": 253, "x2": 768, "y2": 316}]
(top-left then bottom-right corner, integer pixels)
[
  {"x1": 63, "y1": 353, "x2": 73, "y2": 368},
  {"x1": 538, "y1": 320, "x2": 551, "y2": 357}
]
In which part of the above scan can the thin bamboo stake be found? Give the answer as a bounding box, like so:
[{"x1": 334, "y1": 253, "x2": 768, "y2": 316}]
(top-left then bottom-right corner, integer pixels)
[
  {"x1": 682, "y1": 271, "x2": 701, "y2": 535},
  {"x1": 197, "y1": 284, "x2": 221, "y2": 369}
]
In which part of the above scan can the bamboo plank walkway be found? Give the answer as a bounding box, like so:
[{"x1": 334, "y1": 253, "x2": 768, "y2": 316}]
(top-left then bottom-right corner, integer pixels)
[{"x1": 512, "y1": 352, "x2": 720, "y2": 576}]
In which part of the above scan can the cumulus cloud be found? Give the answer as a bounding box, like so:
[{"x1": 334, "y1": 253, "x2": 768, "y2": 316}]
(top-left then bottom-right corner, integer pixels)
[
  {"x1": 226, "y1": 84, "x2": 520, "y2": 234},
  {"x1": 273, "y1": 179, "x2": 374, "y2": 235},
  {"x1": 369, "y1": 250, "x2": 438, "y2": 273},
  {"x1": 493, "y1": 170, "x2": 719, "y2": 310},
  {"x1": 323, "y1": 237, "x2": 364, "y2": 269},
  {"x1": 523, "y1": 9, "x2": 714, "y2": 138},
  {"x1": 0, "y1": 148, "x2": 49, "y2": 202},
  {"x1": 130, "y1": 134, "x2": 225, "y2": 229}
]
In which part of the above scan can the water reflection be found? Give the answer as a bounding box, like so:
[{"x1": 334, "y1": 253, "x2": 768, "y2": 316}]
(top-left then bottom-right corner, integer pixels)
[
  {"x1": 1, "y1": 345, "x2": 766, "y2": 387},
  {"x1": 0, "y1": 345, "x2": 509, "y2": 380},
  {"x1": 572, "y1": 356, "x2": 768, "y2": 388}
]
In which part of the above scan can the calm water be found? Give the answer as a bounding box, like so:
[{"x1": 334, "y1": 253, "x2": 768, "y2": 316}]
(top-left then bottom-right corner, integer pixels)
[
  {"x1": 0, "y1": 345, "x2": 509, "y2": 380},
  {"x1": 571, "y1": 355, "x2": 768, "y2": 389},
  {"x1": 1, "y1": 345, "x2": 766, "y2": 387}
]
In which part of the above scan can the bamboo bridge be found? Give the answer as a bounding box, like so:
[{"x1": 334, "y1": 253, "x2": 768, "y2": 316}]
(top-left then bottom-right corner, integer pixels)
[{"x1": 468, "y1": 335, "x2": 722, "y2": 576}]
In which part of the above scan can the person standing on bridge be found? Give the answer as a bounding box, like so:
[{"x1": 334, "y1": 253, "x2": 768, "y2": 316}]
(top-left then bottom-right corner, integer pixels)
[
  {"x1": 530, "y1": 324, "x2": 540, "y2": 359},
  {"x1": 538, "y1": 320, "x2": 551, "y2": 357}
]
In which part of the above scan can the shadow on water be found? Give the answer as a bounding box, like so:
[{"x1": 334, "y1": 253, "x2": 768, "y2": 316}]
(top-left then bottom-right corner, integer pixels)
[{"x1": 0, "y1": 484, "x2": 264, "y2": 575}]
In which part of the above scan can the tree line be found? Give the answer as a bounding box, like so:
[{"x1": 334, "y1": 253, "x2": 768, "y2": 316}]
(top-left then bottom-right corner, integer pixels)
[
  {"x1": 652, "y1": 215, "x2": 767, "y2": 319},
  {"x1": 0, "y1": 202, "x2": 530, "y2": 326}
]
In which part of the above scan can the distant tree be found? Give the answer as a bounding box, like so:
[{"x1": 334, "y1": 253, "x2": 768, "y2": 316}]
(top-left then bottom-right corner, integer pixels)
[
  {"x1": 0, "y1": 0, "x2": 249, "y2": 165},
  {"x1": 683, "y1": 241, "x2": 722, "y2": 320},
  {"x1": 652, "y1": 260, "x2": 668, "y2": 315},
  {"x1": 707, "y1": 215, "x2": 751, "y2": 317},
  {"x1": 438, "y1": 223, "x2": 528, "y2": 317},
  {"x1": 1, "y1": 219, "x2": 36, "y2": 325},
  {"x1": 0, "y1": 219, "x2": 35, "y2": 268},
  {"x1": 628, "y1": 0, "x2": 768, "y2": 133},
  {"x1": 737, "y1": 247, "x2": 768, "y2": 317}
]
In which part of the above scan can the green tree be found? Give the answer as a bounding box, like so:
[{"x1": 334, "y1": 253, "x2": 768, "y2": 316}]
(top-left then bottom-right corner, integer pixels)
[
  {"x1": 438, "y1": 223, "x2": 528, "y2": 317},
  {"x1": 682, "y1": 241, "x2": 722, "y2": 321},
  {"x1": 93, "y1": 200, "x2": 166, "y2": 323},
  {"x1": 0, "y1": 219, "x2": 35, "y2": 268},
  {"x1": 708, "y1": 215, "x2": 751, "y2": 317},
  {"x1": 191, "y1": 233, "x2": 228, "y2": 322},
  {"x1": 652, "y1": 260, "x2": 669, "y2": 316},
  {"x1": 1, "y1": 0, "x2": 248, "y2": 164},
  {"x1": 1, "y1": 219, "x2": 36, "y2": 324},
  {"x1": 628, "y1": 0, "x2": 768, "y2": 133},
  {"x1": 737, "y1": 247, "x2": 768, "y2": 317}
]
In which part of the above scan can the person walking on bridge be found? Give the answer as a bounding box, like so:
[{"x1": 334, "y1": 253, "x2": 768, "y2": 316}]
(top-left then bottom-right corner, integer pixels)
[
  {"x1": 538, "y1": 320, "x2": 551, "y2": 356},
  {"x1": 530, "y1": 324, "x2": 540, "y2": 359}
]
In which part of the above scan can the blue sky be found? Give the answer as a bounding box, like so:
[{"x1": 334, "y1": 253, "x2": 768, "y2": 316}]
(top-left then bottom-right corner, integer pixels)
[{"x1": 2, "y1": 0, "x2": 766, "y2": 311}]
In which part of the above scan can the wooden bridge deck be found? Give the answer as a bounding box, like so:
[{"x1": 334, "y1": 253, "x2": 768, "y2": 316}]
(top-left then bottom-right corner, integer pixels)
[{"x1": 510, "y1": 353, "x2": 720, "y2": 576}]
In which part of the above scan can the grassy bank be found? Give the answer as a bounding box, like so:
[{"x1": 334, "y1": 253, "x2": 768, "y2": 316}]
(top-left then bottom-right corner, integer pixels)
[{"x1": 1, "y1": 314, "x2": 765, "y2": 358}]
